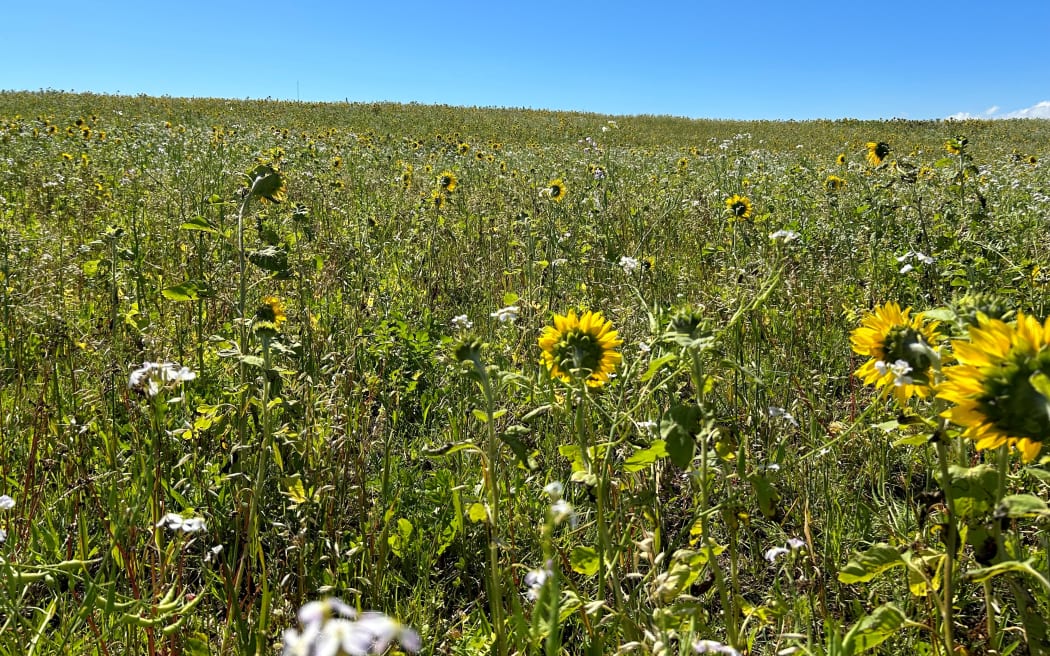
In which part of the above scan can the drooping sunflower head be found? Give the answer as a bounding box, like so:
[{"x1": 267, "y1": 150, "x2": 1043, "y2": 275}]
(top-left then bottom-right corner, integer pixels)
[
  {"x1": 938, "y1": 312, "x2": 1050, "y2": 462},
  {"x1": 725, "y1": 194, "x2": 753, "y2": 220},
  {"x1": 866, "y1": 141, "x2": 890, "y2": 167},
  {"x1": 439, "y1": 170, "x2": 458, "y2": 192},
  {"x1": 945, "y1": 136, "x2": 968, "y2": 156},
  {"x1": 850, "y1": 302, "x2": 941, "y2": 402},
  {"x1": 539, "y1": 310, "x2": 623, "y2": 387},
  {"x1": 253, "y1": 295, "x2": 287, "y2": 337}
]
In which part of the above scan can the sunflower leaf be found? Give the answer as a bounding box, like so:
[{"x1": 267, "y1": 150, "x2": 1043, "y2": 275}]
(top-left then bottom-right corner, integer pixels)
[
  {"x1": 837, "y1": 543, "x2": 904, "y2": 584},
  {"x1": 842, "y1": 603, "x2": 909, "y2": 655}
]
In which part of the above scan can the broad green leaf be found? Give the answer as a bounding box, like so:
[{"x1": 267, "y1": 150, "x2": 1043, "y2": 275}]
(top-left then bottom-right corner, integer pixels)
[
  {"x1": 838, "y1": 543, "x2": 904, "y2": 584},
  {"x1": 387, "y1": 518, "x2": 413, "y2": 557},
  {"x1": 624, "y1": 439, "x2": 669, "y2": 472},
  {"x1": 966, "y1": 558, "x2": 1050, "y2": 591},
  {"x1": 661, "y1": 404, "x2": 701, "y2": 469},
  {"x1": 640, "y1": 353, "x2": 677, "y2": 382},
  {"x1": 997, "y1": 494, "x2": 1050, "y2": 519},
  {"x1": 945, "y1": 464, "x2": 999, "y2": 519},
  {"x1": 161, "y1": 280, "x2": 211, "y2": 302},
  {"x1": 920, "y1": 307, "x2": 956, "y2": 322},
  {"x1": 498, "y1": 425, "x2": 537, "y2": 471},
  {"x1": 281, "y1": 476, "x2": 308, "y2": 505},
  {"x1": 902, "y1": 550, "x2": 944, "y2": 597},
  {"x1": 248, "y1": 246, "x2": 289, "y2": 273},
  {"x1": 82, "y1": 259, "x2": 101, "y2": 277},
  {"x1": 842, "y1": 603, "x2": 908, "y2": 654},
  {"x1": 570, "y1": 546, "x2": 600, "y2": 577},
  {"x1": 179, "y1": 216, "x2": 219, "y2": 234},
  {"x1": 748, "y1": 473, "x2": 781, "y2": 519},
  {"x1": 502, "y1": 292, "x2": 519, "y2": 306}
]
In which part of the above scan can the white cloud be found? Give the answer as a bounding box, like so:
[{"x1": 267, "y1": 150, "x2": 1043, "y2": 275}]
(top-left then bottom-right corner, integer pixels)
[{"x1": 947, "y1": 100, "x2": 1050, "y2": 120}]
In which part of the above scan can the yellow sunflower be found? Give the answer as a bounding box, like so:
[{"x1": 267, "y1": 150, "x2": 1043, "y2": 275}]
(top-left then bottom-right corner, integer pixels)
[
  {"x1": 866, "y1": 142, "x2": 890, "y2": 167},
  {"x1": 725, "y1": 194, "x2": 753, "y2": 219},
  {"x1": 825, "y1": 175, "x2": 846, "y2": 192},
  {"x1": 438, "y1": 170, "x2": 458, "y2": 192},
  {"x1": 850, "y1": 302, "x2": 941, "y2": 403},
  {"x1": 836, "y1": 153, "x2": 847, "y2": 166},
  {"x1": 539, "y1": 310, "x2": 623, "y2": 387},
  {"x1": 544, "y1": 179, "x2": 567, "y2": 202},
  {"x1": 938, "y1": 312, "x2": 1050, "y2": 462},
  {"x1": 945, "y1": 137, "x2": 967, "y2": 156},
  {"x1": 253, "y1": 295, "x2": 287, "y2": 336}
]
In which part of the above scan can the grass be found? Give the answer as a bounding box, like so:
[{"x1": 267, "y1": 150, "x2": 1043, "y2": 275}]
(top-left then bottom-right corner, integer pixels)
[{"x1": 0, "y1": 90, "x2": 1048, "y2": 655}]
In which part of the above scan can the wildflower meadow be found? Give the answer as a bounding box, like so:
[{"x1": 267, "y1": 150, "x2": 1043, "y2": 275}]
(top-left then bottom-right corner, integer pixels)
[{"x1": 0, "y1": 91, "x2": 1049, "y2": 655}]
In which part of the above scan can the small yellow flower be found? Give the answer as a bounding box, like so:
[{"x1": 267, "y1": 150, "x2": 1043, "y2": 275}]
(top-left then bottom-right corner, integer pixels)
[
  {"x1": 825, "y1": 175, "x2": 846, "y2": 192},
  {"x1": 438, "y1": 170, "x2": 458, "y2": 193},
  {"x1": 836, "y1": 153, "x2": 847, "y2": 166},
  {"x1": 539, "y1": 310, "x2": 623, "y2": 387}
]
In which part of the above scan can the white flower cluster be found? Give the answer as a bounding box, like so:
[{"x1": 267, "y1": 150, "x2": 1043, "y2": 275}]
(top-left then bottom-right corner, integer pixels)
[
  {"x1": 874, "y1": 359, "x2": 914, "y2": 387},
  {"x1": 128, "y1": 361, "x2": 196, "y2": 397},
  {"x1": 897, "y1": 251, "x2": 935, "y2": 274},
  {"x1": 156, "y1": 513, "x2": 207, "y2": 533},
  {"x1": 282, "y1": 598, "x2": 420, "y2": 656},
  {"x1": 0, "y1": 494, "x2": 13, "y2": 543},
  {"x1": 490, "y1": 306, "x2": 519, "y2": 323}
]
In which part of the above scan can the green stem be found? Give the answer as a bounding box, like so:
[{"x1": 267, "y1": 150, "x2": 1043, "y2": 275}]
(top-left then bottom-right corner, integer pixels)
[
  {"x1": 934, "y1": 440, "x2": 957, "y2": 656},
  {"x1": 480, "y1": 370, "x2": 507, "y2": 656}
]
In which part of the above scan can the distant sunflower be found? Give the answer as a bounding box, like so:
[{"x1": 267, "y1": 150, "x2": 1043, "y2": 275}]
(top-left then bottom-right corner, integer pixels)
[
  {"x1": 945, "y1": 136, "x2": 967, "y2": 156},
  {"x1": 850, "y1": 302, "x2": 941, "y2": 403},
  {"x1": 253, "y1": 295, "x2": 287, "y2": 336},
  {"x1": 539, "y1": 310, "x2": 623, "y2": 387},
  {"x1": 544, "y1": 179, "x2": 568, "y2": 202},
  {"x1": 1028, "y1": 155, "x2": 1038, "y2": 165},
  {"x1": 836, "y1": 153, "x2": 847, "y2": 166},
  {"x1": 938, "y1": 312, "x2": 1050, "y2": 462},
  {"x1": 457, "y1": 142, "x2": 470, "y2": 155},
  {"x1": 866, "y1": 142, "x2": 890, "y2": 167},
  {"x1": 825, "y1": 175, "x2": 846, "y2": 192},
  {"x1": 427, "y1": 189, "x2": 447, "y2": 210},
  {"x1": 439, "y1": 170, "x2": 458, "y2": 192},
  {"x1": 725, "y1": 194, "x2": 753, "y2": 220}
]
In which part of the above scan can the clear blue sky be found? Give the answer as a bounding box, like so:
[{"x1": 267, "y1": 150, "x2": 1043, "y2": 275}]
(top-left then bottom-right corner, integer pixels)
[{"x1": 3, "y1": 1, "x2": 1048, "y2": 120}]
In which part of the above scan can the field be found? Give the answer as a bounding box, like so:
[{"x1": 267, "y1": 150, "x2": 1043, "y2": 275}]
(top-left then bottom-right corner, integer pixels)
[{"x1": 0, "y1": 90, "x2": 1049, "y2": 655}]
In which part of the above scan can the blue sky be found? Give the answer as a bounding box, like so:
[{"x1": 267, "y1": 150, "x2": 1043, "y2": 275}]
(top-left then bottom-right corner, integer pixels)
[{"x1": 2, "y1": 1, "x2": 1048, "y2": 120}]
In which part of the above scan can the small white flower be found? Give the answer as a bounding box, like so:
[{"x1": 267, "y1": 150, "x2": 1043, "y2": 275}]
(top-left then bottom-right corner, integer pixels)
[
  {"x1": 768, "y1": 229, "x2": 800, "y2": 243},
  {"x1": 550, "y1": 499, "x2": 576, "y2": 527},
  {"x1": 899, "y1": 263, "x2": 914, "y2": 274},
  {"x1": 875, "y1": 359, "x2": 914, "y2": 386},
  {"x1": 0, "y1": 495, "x2": 14, "y2": 510},
  {"x1": 693, "y1": 639, "x2": 740, "y2": 655},
  {"x1": 638, "y1": 342, "x2": 651, "y2": 354},
  {"x1": 524, "y1": 567, "x2": 550, "y2": 600},
  {"x1": 156, "y1": 513, "x2": 207, "y2": 533},
  {"x1": 765, "y1": 546, "x2": 790, "y2": 563},
  {"x1": 450, "y1": 314, "x2": 473, "y2": 330},
  {"x1": 619, "y1": 256, "x2": 640, "y2": 274},
  {"x1": 787, "y1": 538, "x2": 806, "y2": 551},
  {"x1": 0, "y1": 528, "x2": 6, "y2": 543},
  {"x1": 767, "y1": 406, "x2": 798, "y2": 427},
  {"x1": 128, "y1": 362, "x2": 196, "y2": 397},
  {"x1": 543, "y1": 481, "x2": 564, "y2": 501},
  {"x1": 637, "y1": 420, "x2": 658, "y2": 432},
  {"x1": 490, "y1": 306, "x2": 520, "y2": 323}
]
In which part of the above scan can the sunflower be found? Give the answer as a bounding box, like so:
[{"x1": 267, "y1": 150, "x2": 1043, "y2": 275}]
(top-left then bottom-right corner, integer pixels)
[
  {"x1": 539, "y1": 310, "x2": 623, "y2": 387},
  {"x1": 725, "y1": 194, "x2": 753, "y2": 219},
  {"x1": 866, "y1": 142, "x2": 890, "y2": 167},
  {"x1": 253, "y1": 295, "x2": 287, "y2": 336},
  {"x1": 438, "y1": 170, "x2": 458, "y2": 192},
  {"x1": 544, "y1": 179, "x2": 567, "y2": 202},
  {"x1": 850, "y1": 302, "x2": 941, "y2": 403},
  {"x1": 938, "y1": 312, "x2": 1050, "y2": 462},
  {"x1": 945, "y1": 137, "x2": 967, "y2": 156},
  {"x1": 825, "y1": 175, "x2": 846, "y2": 192},
  {"x1": 836, "y1": 153, "x2": 847, "y2": 166}
]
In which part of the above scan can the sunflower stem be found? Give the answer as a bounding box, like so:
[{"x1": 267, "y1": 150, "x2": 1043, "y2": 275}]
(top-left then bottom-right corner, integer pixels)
[{"x1": 934, "y1": 439, "x2": 957, "y2": 656}]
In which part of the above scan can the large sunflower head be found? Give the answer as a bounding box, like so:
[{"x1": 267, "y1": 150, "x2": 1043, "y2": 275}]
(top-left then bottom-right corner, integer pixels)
[
  {"x1": 850, "y1": 302, "x2": 941, "y2": 403},
  {"x1": 539, "y1": 310, "x2": 623, "y2": 387},
  {"x1": 866, "y1": 142, "x2": 890, "y2": 167},
  {"x1": 938, "y1": 312, "x2": 1050, "y2": 462},
  {"x1": 725, "y1": 194, "x2": 753, "y2": 220}
]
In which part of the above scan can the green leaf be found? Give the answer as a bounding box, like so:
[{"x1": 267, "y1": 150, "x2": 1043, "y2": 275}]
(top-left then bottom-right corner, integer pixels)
[
  {"x1": 946, "y1": 464, "x2": 999, "y2": 519},
  {"x1": 748, "y1": 473, "x2": 781, "y2": 519},
  {"x1": 498, "y1": 425, "x2": 537, "y2": 471},
  {"x1": 179, "y1": 216, "x2": 219, "y2": 234},
  {"x1": 842, "y1": 603, "x2": 909, "y2": 654},
  {"x1": 281, "y1": 476, "x2": 308, "y2": 505},
  {"x1": 161, "y1": 280, "x2": 212, "y2": 302},
  {"x1": 965, "y1": 558, "x2": 1050, "y2": 590},
  {"x1": 996, "y1": 494, "x2": 1050, "y2": 519},
  {"x1": 640, "y1": 353, "x2": 677, "y2": 382},
  {"x1": 82, "y1": 259, "x2": 101, "y2": 277},
  {"x1": 570, "y1": 546, "x2": 600, "y2": 577},
  {"x1": 661, "y1": 404, "x2": 701, "y2": 469},
  {"x1": 838, "y1": 543, "x2": 904, "y2": 584},
  {"x1": 920, "y1": 307, "x2": 956, "y2": 322},
  {"x1": 624, "y1": 440, "x2": 668, "y2": 473},
  {"x1": 248, "y1": 246, "x2": 289, "y2": 274},
  {"x1": 387, "y1": 518, "x2": 413, "y2": 558},
  {"x1": 502, "y1": 292, "x2": 519, "y2": 306}
]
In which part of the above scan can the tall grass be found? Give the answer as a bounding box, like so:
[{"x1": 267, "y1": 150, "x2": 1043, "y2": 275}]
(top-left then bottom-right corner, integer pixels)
[{"x1": 0, "y1": 90, "x2": 1048, "y2": 655}]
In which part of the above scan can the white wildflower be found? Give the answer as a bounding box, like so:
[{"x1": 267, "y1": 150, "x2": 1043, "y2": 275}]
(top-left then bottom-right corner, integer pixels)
[
  {"x1": 490, "y1": 306, "x2": 519, "y2": 323},
  {"x1": 764, "y1": 546, "x2": 790, "y2": 563},
  {"x1": 693, "y1": 639, "x2": 740, "y2": 655},
  {"x1": 156, "y1": 513, "x2": 207, "y2": 533},
  {"x1": 0, "y1": 495, "x2": 13, "y2": 510},
  {"x1": 128, "y1": 361, "x2": 196, "y2": 397},
  {"x1": 768, "y1": 229, "x2": 800, "y2": 243},
  {"x1": 619, "y1": 256, "x2": 640, "y2": 274},
  {"x1": 450, "y1": 314, "x2": 473, "y2": 330}
]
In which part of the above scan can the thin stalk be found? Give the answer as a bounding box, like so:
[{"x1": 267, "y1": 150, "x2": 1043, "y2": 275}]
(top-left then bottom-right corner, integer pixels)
[{"x1": 934, "y1": 440, "x2": 957, "y2": 656}]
